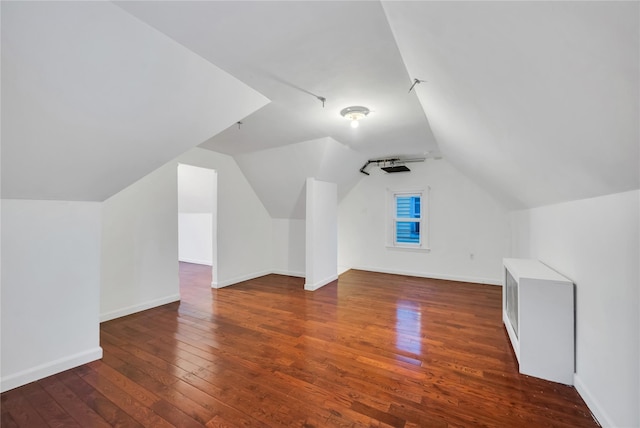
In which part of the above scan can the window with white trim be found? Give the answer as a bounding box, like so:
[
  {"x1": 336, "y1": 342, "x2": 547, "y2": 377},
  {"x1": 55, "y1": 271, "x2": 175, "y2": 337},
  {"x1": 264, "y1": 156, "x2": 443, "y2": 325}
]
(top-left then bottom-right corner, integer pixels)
[{"x1": 387, "y1": 189, "x2": 429, "y2": 250}]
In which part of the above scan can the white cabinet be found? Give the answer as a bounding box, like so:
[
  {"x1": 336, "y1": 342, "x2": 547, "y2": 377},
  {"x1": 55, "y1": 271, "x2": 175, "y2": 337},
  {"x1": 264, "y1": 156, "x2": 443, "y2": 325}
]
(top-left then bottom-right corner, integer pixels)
[{"x1": 503, "y1": 258, "x2": 574, "y2": 385}]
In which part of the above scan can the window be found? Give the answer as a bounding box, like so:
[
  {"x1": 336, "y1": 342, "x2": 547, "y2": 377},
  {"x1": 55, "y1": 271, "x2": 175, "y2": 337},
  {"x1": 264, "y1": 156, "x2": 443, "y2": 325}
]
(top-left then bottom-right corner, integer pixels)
[{"x1": 387, "y1": 189, "x2": 429, "y2": 250}]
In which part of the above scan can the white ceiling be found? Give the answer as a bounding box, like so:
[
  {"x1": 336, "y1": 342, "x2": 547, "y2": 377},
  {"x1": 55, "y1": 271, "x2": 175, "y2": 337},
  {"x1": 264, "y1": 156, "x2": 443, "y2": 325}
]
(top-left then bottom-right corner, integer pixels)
[
  {"x1": 2, "y1": 1, "x2": 637, "y2": 213},
  {"x1": 114, "y1": 1, "x2": 440, "y2": 160},
  {"x1": 115, "y1": 0, "x2": 640, "y2": 211},
  {"x1": 235, "y1": 137, "x2": 368, "y2": 219},
  {"x1": 383, "y1": 1, "x2": 639, "y2": 208},
  {"x1": 1, "y1": 1, "x2": 268, "y2": 201}
]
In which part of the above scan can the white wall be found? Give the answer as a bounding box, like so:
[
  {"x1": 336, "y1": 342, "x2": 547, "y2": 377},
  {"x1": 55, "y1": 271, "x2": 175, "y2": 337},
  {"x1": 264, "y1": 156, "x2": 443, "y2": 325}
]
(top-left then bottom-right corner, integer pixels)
[
  {"x1": 509, "y1": 190, "x2": 639, "y2": 428},
  {"x1": 272, "y1": 218, "x2": 305, "y2": 277},
  {"x1": 101, "y1": 147, "x2": 273, "y2": 319},
  {"x1": 305, "y1": 178, "x2": 338, "y2": 291},
  {"x1": 339, "y1": 159, "x2": 510, "y2": 284},
  {"x1": 1, "y1": 200, "x2": 102, "y2": 392},
  {"x1": 101, "y1": 162, "x2": 180, "y2": 322},
  {"x1": 178, "y1": 164, "x2": 216, "y2": 266},
  {"x1": 178, "y1": 214, "x2": 213, "y2": 265},
  {"x1": 177, "y1": 148, "x2": 273, "y2": 288}
]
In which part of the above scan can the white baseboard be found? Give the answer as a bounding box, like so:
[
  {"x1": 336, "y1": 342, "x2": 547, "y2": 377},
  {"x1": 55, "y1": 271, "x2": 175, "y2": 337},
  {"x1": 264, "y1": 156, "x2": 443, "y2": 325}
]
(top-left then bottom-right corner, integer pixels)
[
  {"x1": 213, "y1": 269, "x2": 308, "y2": 288},
  {"x1": 304, "y1": 274, "x2": 338, "y2": 291},
  {"x1": 271, "y1": 269, "x2": 305, "y2": 278},
  {"x1": 574, "y1": 374, "x2": 610, "y2": 427},
  {"x1": 100, "y1": 294, "x2": 181, "y2": 322},
  {"x1": 211, "y1": 266, "x2": 499, "y2": 291},
  {"x1": 178, "y1": 257, "x2": 213, "y2": 266},
  {"x1": 213, "y1": 270, "x2": 271, "y2": 288},
  {"x1": 337, "y1": 265, "x2": 351, "y2": 275},
  {"x1": 351, "y1": 265, "x2": 502, "y2": 286},
  {"x1": 0, "y1": 347, "x2": 103, "y2": 393}
]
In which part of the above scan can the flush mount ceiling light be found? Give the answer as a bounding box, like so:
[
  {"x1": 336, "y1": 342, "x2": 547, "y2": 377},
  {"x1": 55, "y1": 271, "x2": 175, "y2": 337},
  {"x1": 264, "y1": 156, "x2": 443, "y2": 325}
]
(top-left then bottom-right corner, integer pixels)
[{"x1": 340, "y1": 106, "x2": 370, "y2": 128}]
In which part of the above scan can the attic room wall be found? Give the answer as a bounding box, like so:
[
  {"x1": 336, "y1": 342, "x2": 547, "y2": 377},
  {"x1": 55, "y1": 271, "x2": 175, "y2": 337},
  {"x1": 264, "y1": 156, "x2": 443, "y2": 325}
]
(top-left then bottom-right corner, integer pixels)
[
  {"x1": 339, "y1": 159, "x2": 510, "y2": 284},
  {"x1": 1, "y1": 200, "x2": 102, "y2": 392},
  {"x1": 100, "y1": 161, "x2": 180, "y2": 322},
  {"x1": 272, "y1": 218, "x2": 305, "y2": 277},
  {"x1": 509, "y1": 190, "x2": 639, "y2": 428},
  {"x1": 101, "y1": 147, "x2": 273, "y2": 320},
  {"x1": 177, "y1": 148, "x2": 273, "y2": 288},
  {"x1": 305, "y1": 178, "x2": 338, "y2": 291}
]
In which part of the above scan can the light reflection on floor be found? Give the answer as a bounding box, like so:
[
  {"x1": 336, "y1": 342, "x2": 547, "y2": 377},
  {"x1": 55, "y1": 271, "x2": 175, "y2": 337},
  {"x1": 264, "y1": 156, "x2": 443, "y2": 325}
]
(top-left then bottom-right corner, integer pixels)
[{"x1": 395, "y1": 300, "x2": 422, "y2": 355}]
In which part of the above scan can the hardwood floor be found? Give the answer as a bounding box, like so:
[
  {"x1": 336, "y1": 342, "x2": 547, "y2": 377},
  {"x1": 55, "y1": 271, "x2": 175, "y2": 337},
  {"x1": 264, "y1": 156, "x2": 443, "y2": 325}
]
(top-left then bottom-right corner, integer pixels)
[{"x1": 2, "y1": 263, "x2": 598, "y2": 427}]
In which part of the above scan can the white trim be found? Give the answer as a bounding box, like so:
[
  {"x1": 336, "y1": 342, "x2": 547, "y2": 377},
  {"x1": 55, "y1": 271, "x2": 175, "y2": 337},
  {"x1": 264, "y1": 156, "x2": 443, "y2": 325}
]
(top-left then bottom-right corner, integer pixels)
[
  {"x1": 100, "y1": 294, "x2": 180, "y2": 322},
  {"x1": 271, "y1": 269, "x2": 306, "y2": 278},
  {"x1": 352, "y1": 265, "x2": 502, "y2": 286},
  {"x1": 337, "y1": 265, "x2": 351, "y2": 275},
  {"x1": 574, "y1": 374, "x2": 609, "y2": 428},
  {"x1": 385, "y1": 245, "x2": 431, "y2": 253},
  {"x1": 304, "y1": 274, "x2": 338, "y2": 291},
  {"x1": 178, "y1": 257, "x2": 213, "y2": 266},
  {"x1": 212, "y1": 270, "x2": 271, "y2": 288},
  {"x1": 0, "y1": 347, "x2": 103, "y2": 393},
  {"x1": 503, "y1": 310, "x2": 520, "y2": 362},
  {"x1": 386, "y1": 187, "x2": 430, "y2": 251}
]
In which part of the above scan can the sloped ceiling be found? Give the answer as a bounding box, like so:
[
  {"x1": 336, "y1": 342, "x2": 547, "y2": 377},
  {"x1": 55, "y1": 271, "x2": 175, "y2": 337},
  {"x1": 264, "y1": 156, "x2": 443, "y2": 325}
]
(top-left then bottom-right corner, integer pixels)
[
  {"x1": 382, "y1": 1, "x2": 639, "y2": 209},
  {"x1": 1, "y1": 1, "x2": 268, "y2": 201},
  {"x1": 116, "y1": 0, "x2": 639, "y2": 214},
  {"x1": 2, "y1": 1, "x2": 637, "y2": 214},
  {"x1": 234, "y1": 138, "x2": 367, "y2": 219},
  {"x1": 113, "y1": 1, "x2": 439, "y2": 160}
]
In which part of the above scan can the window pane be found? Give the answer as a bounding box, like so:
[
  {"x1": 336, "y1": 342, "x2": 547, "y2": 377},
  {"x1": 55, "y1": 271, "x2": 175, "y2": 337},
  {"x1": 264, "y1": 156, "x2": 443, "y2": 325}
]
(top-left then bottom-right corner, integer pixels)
[
  {"x1": 396, "y1": 196, "x2": 420, "y2": 218},
  {"x1": 396, "y1": 221, "x2": 420, "y2": 244}
]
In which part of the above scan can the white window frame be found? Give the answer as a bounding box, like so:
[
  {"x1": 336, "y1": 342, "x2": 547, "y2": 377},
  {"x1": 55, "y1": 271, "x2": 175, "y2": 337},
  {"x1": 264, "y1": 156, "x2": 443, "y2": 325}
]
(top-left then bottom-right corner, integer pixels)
[{"x1": 386, "y1": 188, "x2": 430, "y2": 252}]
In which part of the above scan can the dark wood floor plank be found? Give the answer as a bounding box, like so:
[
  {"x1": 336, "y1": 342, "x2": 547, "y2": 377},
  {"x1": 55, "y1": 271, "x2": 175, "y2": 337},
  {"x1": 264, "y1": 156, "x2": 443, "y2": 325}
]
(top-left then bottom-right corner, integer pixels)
[
  {"x1": 1, "y1": 263, "x2": 598, "y2": 427},
  {"x1": 18, "y1": 382, "x2": 82, "y2": 428},
  {"x1": 83, "y1": 360, "x2": 160, "y2": 408},
  {"x1": 1, "y1": 390, "x2": 49, "y2": 428},
  {"x1": 79, "y1": 368, "x2": 175, "y2": 428},
  {"x1": 37, "y1": 376, "x2": 112, "y2": 428},
  {"x1": 56, "y1": 370, "x2": 144, "y2": 428},
  {"x1": 1, "y1": 410, "x2": 20, "y2": 428},
  {"x1": 148, "y1": 398, "x2": 207, "y2": 428}
]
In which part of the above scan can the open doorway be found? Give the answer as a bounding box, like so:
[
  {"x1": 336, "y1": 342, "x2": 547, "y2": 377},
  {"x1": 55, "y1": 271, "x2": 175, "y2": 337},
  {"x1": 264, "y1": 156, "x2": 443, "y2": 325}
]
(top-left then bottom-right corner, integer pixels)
[{"x1": 177, "y1": 164, "x2": 217, "y2": 288}]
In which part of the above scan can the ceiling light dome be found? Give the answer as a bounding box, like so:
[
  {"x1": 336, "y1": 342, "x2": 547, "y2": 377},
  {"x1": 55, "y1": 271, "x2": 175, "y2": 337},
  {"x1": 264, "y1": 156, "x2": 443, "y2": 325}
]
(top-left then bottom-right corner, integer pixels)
[{"x1": 340, "y1": 106, "x2": 370, "y2": 128}]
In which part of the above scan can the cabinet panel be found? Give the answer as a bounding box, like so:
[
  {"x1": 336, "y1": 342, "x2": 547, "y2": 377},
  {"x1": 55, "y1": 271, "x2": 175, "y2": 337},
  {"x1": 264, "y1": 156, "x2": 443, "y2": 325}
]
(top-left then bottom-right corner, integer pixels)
[{"x1": 503, "y1": 258, "x2": 574, "y2": 385}]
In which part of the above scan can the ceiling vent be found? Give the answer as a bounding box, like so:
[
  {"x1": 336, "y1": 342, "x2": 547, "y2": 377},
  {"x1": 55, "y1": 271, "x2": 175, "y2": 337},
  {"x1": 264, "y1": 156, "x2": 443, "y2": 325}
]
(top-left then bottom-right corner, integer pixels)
[{"x1": 381, "y1": 165, "x2": 411, "y2": 173}]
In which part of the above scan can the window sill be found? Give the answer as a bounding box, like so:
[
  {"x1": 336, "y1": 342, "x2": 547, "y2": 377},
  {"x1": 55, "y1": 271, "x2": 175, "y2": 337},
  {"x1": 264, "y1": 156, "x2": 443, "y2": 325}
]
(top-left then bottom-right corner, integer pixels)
[{"x1": 385, "y1": 245, "x2": 431, "y2": 253}]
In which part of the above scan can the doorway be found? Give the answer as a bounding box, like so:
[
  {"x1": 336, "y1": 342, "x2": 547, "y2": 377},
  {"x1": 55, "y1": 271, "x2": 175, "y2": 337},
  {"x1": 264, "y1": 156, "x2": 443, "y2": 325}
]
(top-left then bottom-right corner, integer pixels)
[{"x1": 177, "y1": 164, "x2": 217, "y2": 286}]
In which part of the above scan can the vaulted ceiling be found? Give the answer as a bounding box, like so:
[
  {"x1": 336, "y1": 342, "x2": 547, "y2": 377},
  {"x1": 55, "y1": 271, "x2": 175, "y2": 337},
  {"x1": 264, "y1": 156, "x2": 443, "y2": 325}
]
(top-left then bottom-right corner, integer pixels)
[
  {"x1": 2, "y1": 1, "x2": 638, "y2": 213},
  {"x1": 1, "y1": 1, "x2": 268, "y2": 201},
  {"x1": 235, "y1": 137, "x2": 368, "y2": 219},
  {"x1": 383, "y1": 1, "x2": 639, "y2": 208},
  {"x1": 115, "y1": 1, "x2": 439, "y2": 160}
]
